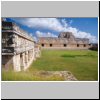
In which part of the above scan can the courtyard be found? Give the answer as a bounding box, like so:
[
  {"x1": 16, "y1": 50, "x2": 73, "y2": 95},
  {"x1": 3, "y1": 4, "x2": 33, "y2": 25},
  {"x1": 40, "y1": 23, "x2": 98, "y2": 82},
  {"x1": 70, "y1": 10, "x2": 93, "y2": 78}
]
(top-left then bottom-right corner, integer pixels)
[{"x1": 2, "y1": 50, "x2": 98, "y2": 81}]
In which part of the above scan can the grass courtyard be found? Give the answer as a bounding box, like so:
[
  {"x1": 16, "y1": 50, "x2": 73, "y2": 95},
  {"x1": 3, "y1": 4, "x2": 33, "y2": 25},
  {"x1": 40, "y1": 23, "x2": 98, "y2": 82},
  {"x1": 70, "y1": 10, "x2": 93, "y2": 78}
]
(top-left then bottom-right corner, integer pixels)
[{"x1": 2, "y1": 50, "x2": 98, "y2": 81}]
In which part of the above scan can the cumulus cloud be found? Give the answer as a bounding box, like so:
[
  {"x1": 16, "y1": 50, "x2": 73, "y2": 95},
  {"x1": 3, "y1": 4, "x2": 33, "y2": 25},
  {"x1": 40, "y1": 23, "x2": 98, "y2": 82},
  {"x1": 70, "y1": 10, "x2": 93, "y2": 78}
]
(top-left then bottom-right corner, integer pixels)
[
  {"x1": 61, "y1": 19, "x2": 68, "y2": 28},
  {"x1": 12, "y1": 18, "x2": 98, "y2": 43},
  {"x1": 36, "y1": 31, "x2": 57, "y2": 37},
  {"x1": 15, "y1": 18, "x2": 64, "y2": 32},
  {"x1": 64, "y1": 27, "x2": 98, "y2": 43}
]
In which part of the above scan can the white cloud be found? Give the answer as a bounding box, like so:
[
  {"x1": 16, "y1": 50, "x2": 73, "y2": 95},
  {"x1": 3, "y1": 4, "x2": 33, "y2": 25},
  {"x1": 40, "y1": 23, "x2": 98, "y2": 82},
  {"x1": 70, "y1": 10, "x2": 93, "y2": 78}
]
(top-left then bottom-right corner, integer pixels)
[
  {"x1": 16, "y1": 18, "x2": 64, "y2": 32},
  {"x1": 61, "y1": 19, "x2": 68, "y2": 28},
  {"x1": 12, "y1": 18, "x2": 98, "y2": 43},
  {"x1": 65, "y1": 27, "x2": 98, "y2": 43},
  {"x1": 36, "y1": 31, "x2": 57, "y2": 37}
]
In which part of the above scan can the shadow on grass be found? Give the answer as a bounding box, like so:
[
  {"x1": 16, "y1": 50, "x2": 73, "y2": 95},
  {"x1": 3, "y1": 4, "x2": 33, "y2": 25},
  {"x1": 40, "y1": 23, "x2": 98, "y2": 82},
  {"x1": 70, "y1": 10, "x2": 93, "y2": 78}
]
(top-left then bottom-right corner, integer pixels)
[
  {"x1": 89, "y1": 48, "x2": 98, "y2": 51},
  {"x1": 61, "y1": 54, "x2": 97, "y2": 58}
]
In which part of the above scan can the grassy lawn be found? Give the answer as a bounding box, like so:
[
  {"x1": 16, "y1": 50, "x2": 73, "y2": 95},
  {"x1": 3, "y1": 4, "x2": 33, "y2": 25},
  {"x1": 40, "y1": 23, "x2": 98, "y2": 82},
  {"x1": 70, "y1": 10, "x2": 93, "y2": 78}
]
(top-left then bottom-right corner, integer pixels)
[{"x1": 2, "y1": 50, "x2": 98, "y2": 81}]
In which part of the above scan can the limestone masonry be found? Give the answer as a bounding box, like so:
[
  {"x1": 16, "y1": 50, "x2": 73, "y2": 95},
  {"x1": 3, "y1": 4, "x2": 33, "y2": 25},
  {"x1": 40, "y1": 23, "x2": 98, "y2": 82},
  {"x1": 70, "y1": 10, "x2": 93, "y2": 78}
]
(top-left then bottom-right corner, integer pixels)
[
  {"x1": 39, "y1": 32, "x2": 91, "y2": 49},
  {"x1": 2, "y1": 21, "x2": 41, "y2": 71}
]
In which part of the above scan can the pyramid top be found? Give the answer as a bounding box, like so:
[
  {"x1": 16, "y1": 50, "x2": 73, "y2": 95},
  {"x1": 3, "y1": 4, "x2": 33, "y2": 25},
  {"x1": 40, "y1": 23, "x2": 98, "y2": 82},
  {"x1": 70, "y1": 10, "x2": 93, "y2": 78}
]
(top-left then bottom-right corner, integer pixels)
[{"x1": 58, "y1": 32, "x2": 75, "y2": 39}]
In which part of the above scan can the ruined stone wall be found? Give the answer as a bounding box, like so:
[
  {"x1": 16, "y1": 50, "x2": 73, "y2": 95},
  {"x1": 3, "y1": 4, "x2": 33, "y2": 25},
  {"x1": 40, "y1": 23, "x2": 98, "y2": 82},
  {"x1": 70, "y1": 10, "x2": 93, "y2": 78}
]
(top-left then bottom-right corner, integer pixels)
[{"x1": 2, "y1": 21, "x2": 40, "y2": 72}]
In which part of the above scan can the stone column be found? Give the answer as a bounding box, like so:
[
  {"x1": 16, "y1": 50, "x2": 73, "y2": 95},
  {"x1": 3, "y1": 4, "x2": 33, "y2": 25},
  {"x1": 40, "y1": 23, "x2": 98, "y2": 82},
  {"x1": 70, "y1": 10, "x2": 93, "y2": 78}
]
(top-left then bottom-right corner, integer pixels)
[
  {"x1": 13, "y1": 54, "x2": 21, "y2": 71},
  {"x1": 30, "y1": 50, "x2": 32, "y2": 59},
  {"x1": 33, "y1": 48, "x2": 36, "y2": 60},
  {"x1": 25, "y1": 51, "x2": 28, "y2": 69},
  {"x1": 22, "y1": 53, "x2": 26, "y2": 70}
]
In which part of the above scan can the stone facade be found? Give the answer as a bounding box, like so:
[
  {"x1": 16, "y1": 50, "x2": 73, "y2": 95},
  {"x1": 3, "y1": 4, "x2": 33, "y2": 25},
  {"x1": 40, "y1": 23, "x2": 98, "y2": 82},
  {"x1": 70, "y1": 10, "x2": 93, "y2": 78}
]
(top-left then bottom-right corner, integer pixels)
[
  {"x1": 39, "y1": 32, "x2": 90, "y2": 49},
  {"x1": 2, "y1": 21, "x2": 41, "y2": 71}
]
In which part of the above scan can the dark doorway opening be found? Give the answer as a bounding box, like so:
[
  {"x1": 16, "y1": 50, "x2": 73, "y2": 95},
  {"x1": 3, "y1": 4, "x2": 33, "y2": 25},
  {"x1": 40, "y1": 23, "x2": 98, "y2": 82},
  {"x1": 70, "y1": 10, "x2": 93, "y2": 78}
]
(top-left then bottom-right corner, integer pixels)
[
  {"x1": 41, "y1": 44, "x2": 44, "y2": 47},
  {"x1": 77, "y1": 44, "x2": 79, "y2": 47},
  {"x1": 84, "y1": 44, "x2": 86, "y2": 47},
  {"x1": 64, "y1": 44, "x2": 67, "y2": 47},
  {"x1": 50, "y1": 44, "x2": 52, "y2": 47}
]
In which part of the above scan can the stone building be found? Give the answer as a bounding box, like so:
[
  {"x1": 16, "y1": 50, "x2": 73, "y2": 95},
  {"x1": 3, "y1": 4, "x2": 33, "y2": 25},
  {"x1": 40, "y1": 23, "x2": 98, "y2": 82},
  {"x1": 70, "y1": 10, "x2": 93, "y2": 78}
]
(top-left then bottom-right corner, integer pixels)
[
  {"x1": 39, "y1": 32, "x2": 90, "y2": 49},
  {"x1": 2, "y1": 21, "x2": 41, "y2": 71}
]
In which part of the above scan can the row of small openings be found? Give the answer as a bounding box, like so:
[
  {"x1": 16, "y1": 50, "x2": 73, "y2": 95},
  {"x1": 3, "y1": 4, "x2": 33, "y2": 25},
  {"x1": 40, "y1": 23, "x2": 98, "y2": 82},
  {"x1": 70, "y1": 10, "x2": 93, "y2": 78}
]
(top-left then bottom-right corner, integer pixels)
[
  {"x1": 41, "y1": 44, "x2": 67, "y2": 47},
  {"x1": 42, "y1": 44, "x2": 52, "y2": 47},
  {"x1": 41, "y1": 44, "x2": 87, "y2": 47},
  {"x1": 77, "y1": 44, "x2": 86, "y2": 47}
]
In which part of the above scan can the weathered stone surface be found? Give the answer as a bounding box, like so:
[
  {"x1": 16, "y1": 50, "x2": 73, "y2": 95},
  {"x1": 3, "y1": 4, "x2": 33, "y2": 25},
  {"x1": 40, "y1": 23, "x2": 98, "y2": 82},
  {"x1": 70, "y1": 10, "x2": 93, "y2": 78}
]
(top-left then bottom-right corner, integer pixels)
[
  {"x1": 58, "y1": 32, "x2": 75, "y2": 40},
  {"x1": 2, "y1": 21, "x2": 41, "y2": 71},
  {"x1": 39, "y1": 32, "x2": 90, "y2": 49},
  {"x1": 37, "y1": 71, "x2": 77, "y2": 81}
]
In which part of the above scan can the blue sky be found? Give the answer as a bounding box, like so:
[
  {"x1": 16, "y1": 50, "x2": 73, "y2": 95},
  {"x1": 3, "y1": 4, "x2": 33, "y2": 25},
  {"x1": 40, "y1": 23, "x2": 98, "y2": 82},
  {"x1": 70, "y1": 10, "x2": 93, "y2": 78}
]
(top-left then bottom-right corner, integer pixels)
[{"x1": 5, "y1": 17, "x2": 98, "y2": 43}]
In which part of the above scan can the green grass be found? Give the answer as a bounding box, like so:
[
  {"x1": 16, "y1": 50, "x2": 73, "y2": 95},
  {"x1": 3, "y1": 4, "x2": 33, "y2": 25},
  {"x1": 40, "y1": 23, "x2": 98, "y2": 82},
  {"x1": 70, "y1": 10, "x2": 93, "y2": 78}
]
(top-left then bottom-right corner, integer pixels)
[
  {"x1": 2, "y1": 70, "x2": 64, "y2": 81},
  {"x1": 2, "y1": 50, "x2": 98, "y2": 81}
]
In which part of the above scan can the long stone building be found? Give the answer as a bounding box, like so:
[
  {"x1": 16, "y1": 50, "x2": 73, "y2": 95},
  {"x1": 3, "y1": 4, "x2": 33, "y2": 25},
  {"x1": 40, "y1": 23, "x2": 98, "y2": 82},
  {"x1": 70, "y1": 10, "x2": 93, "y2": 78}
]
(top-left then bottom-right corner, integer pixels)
[
  {"x1": 2, "y1": 21, "x2": 41, "y2": 71},
  {"x1": 39, "y1": 32, "x2": 90, "y2": 49}
]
